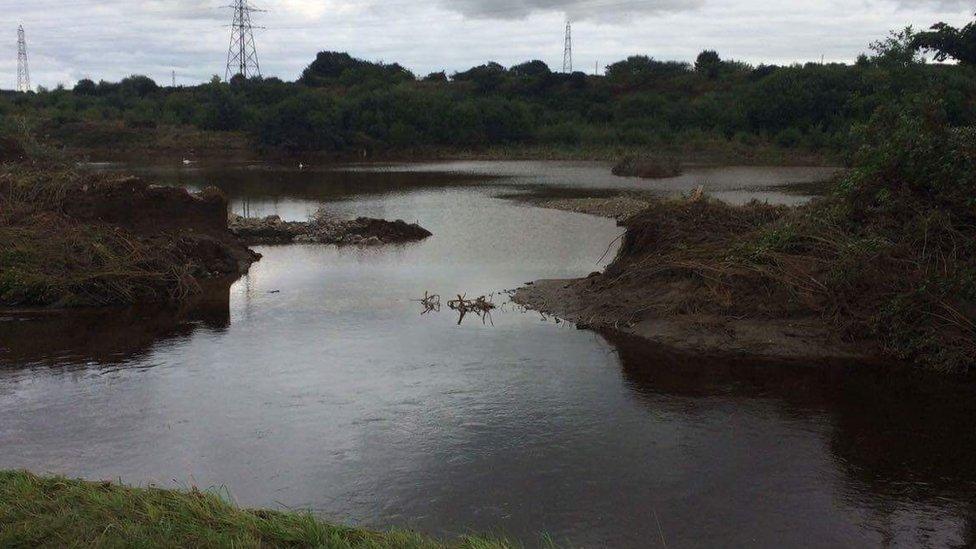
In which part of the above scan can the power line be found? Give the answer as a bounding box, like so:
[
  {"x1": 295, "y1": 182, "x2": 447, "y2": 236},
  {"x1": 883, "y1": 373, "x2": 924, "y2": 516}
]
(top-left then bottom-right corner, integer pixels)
[
  {"x1": 224, "y1": 0, "x2": 263, "y2": 81},
  {"x1": 17, "y1": 24, "x2": 31, "y2": 92},
  {"x1": 563, "y1": 20, "x2": 573, "y2": 73}
]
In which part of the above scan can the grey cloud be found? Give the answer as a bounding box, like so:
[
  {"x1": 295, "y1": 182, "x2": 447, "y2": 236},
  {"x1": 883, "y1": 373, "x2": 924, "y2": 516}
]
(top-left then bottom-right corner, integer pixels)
[
  {"x1": 4, "y1": 0, "x2": 974, "y2": 88},
  {"x1": 895, "y1": 0, "x2": 973, "y2": 8},
  {"x1": 436, "y1": 0, "x2": 706, "y2": 21}
]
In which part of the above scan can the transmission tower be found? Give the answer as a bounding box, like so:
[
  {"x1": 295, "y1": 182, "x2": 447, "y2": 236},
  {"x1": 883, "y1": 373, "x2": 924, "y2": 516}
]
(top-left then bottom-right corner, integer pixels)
[
  {"x1": 17, "y1": 25, "x2": 30, "y2": 93},
  {"x1": 224, "y1": 0, "x2": 263, "y2": 81},
  {"x1": 562, "y1": 21, "x2": 573, "y2": 73}
]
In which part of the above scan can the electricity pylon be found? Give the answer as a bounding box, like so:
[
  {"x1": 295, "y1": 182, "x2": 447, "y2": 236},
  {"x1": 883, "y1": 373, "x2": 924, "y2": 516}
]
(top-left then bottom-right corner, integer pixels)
[
  {"x1": 224, "y1": 0, "x2": 263, "y2": 81},
  {"x1": 563, "y1": 21, "x2": 573, "y2": 73},
  {"x1": 17, "y1": 25, "x2": 30, "y2": 93}
]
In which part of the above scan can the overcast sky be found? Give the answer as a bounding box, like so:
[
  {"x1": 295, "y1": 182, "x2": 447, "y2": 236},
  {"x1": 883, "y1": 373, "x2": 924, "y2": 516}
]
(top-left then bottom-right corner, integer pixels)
[{"x1": 1, "y1": 0, "x2": 973, "y2": 89}]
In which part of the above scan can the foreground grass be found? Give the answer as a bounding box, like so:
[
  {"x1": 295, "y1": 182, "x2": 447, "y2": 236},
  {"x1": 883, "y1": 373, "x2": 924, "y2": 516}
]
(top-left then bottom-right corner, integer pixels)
[{"x1": 0, "y1": 471, "x2": 511, "y2": 549}]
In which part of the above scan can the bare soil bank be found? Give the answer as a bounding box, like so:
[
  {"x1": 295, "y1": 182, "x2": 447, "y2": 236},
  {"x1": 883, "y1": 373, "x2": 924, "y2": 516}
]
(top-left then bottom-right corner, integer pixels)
[
  {"x1": 513, "y1": 196, "x2": 883, "y2": 362},
  {"x1": 229, "y1": 212, "x2": 432, "y2": 246},
  {"x1": 515, "y1": 279, "x2": 872, "y2": 360},
  {"x1": 0, "y1": 168, "x2": 260, "y2": 308},
  {"x1": 523, "y1": 195, "x2": 654, "y2": 221}
]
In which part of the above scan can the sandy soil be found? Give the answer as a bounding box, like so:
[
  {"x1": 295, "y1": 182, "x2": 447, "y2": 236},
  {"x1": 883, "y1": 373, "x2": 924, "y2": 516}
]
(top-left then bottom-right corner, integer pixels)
[
  {"x1": 530, "y1": 196, "x2": 653, "y2": 220},
  {"x1": 514, "y1": 278, "x2": 876, "y2": 361}
]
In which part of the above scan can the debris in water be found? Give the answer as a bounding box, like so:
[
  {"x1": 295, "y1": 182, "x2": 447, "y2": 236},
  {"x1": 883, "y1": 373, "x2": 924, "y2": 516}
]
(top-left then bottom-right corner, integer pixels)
[
  {"x1": 229, "y1": 209, "x2": 432, "y2": 246},
  {"x1": 448, "y1": 294, "x2": 496, "y2": 325},
  {"x1": 414, "y1": 291, "x2": 441, "y2": 315}
]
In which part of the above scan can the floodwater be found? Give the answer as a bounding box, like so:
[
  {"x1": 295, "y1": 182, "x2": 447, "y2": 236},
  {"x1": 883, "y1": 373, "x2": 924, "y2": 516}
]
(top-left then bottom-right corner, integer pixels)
[{"x1": 2, "y1": 161, "x2": 975, "y2": 548}]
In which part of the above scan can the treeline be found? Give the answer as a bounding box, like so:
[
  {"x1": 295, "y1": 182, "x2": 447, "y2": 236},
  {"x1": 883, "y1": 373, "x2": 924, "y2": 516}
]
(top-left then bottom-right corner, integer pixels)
[{"x1": 2, "y1": 20, "x2": 975, "y2": 155}]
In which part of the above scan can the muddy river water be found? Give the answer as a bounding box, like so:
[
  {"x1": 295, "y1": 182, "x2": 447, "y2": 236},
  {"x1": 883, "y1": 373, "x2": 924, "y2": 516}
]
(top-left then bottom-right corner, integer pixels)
[{"x1": 2, "y1": 161, "x2": 975, "y2": 548}]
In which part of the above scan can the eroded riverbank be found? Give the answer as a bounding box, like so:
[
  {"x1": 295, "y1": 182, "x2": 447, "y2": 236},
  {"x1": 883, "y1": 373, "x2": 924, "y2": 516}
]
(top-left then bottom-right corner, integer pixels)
[
  {"x1": 4, "y1": 159, "x2": 974, "y2": 547},
  {"x1": 512, "y1": 116, "x2": 976, "y2": 372},
  {"x1": 0, "y1": 166, "x2": 259, "y2": 308},
  {"x1": 514, "y1": 278, "x2": 872, "y2": 361}
]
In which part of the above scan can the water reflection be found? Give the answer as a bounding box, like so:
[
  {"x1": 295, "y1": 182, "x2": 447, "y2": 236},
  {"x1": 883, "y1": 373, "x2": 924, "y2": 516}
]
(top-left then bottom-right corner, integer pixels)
[
  {"x1": 93, "y1": 160, "x2": 840, "y2": 218},
  {"x1": 607, "y1": 331, "x2": 976, "y2": 548},
  {"x1": 0, "y1": 280, "x2": 231, "y2": 369},
  {"x1": 124, "y1": 161, "x2": 493, "y2": 221},
  {"x1": 5, "y1": 161, "x2": 974, "y2": 548}
]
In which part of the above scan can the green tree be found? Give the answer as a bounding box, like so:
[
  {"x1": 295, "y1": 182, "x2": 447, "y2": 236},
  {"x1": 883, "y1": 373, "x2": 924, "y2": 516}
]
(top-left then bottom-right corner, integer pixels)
[
  {"x1": 871, "y1": 27, "x2": 924, "y2": 68},
  {"x1": 423, "y1": 71, "x2": 448, "y2": 83},
  {"x1": 453, "y1": 62, "x2": 508, "y2": 93},
  {"x1": 73, "y1": 79, "x2": 97, "y2": 96},
  {"x1": 605, "y1": 56, "x2": 689, "y2": 87},
  {"x1": 510, "y1": 60, "x2": 551, "y2": 78},
  {"x1": 300, "y1": 52, "x2": 364, "y2": 85},
  {"x1": 118, "y1": 75, "x2": 159, "y2": 98},
  {"x1": 912, "y1": 15, "x2": 976, "y2": 65},
  {"x1": 196, "y1": 82, "x2": 244, "y2": 131},
  {"x1": 695, "y1": 50, "x2": 722, "y2": 79},
  {"x1": 255, "y1": 92, "x2": 344, "y2": 151}
]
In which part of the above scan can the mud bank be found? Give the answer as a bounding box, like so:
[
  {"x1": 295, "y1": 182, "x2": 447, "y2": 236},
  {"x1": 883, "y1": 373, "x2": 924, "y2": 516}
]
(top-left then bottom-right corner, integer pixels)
[
  {"x1": 512, "y1": 196, "x2": 880, "y2": 362},
  {"x1": 514, "y1": 279, "x2": 871, "y2": 361},
  {"x1": 0, "y1": 168, "x2": 259, "y2": 308},
  {"x1": 229, "y1": 213, "x2": 433, "y2": 246},
  {"x1": 527, "y1": 195, "x2": 652, "y2": 221}
]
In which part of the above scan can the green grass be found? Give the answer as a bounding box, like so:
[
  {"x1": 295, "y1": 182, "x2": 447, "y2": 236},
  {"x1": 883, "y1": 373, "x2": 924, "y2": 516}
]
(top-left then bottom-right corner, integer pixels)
[{"x1": 0, "y1": 471, "x2": 514, "y2": 549}]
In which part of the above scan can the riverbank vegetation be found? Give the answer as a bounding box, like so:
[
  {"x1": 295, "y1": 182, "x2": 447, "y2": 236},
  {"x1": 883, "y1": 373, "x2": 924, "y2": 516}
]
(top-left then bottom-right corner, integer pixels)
[
  {"x1": 611, "y1": 155, "x2": 683, "y2": 178},
  {"x1": 519, "y1": 102, "x2": 976, "y2": 372},
  {"x1": 508, "y1": 17, "x2": 976, "y2": 372},
  {"x1": 2, "y1": 18, "x2": 975, "y2": 161},
  {"x1": 0, "y1": 127, "x2": 258, "y2": 308},
  {"x1": 0, "y1": 471, "x2": 508, "y2": 548}
]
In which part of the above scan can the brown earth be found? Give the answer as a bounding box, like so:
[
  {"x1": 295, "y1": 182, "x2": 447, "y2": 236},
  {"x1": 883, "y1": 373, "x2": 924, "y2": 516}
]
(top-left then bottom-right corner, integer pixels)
[
  {"x1": 515, "y1": 279, "x2": 871, "y2": 360},
  {"x1": 524, "y1": 195, "x2": 653, "y2": 221},
  {"x1": 0, "y1": 168, "x2": 260, "y2": 308},
  {"x1": 513, "y1": 196, "x2": 882, "y2": 361},
  {"x1": 229, "y1": 213, "x2": 433, "y2": 246},
  {"x1": 0, "y1": 137, "x2": 28, "y2": 164},
  {"x1": 61, "y1": 175, "x2": 259, "y2": 276}
]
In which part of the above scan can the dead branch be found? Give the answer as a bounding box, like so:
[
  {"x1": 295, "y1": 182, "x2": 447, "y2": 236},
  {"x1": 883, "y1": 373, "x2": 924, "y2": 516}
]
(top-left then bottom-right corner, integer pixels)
[{"x1": 448, "y1": 294, "x2": 497, "y2": 325}]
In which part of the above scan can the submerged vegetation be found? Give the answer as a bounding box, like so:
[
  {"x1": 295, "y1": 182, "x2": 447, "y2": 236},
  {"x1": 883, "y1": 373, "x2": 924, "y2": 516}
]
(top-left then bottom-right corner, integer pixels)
[
  {"x1": 2, "y1": 18, "x2": 975, "y2": 160},
  {"x1": 0, "y1": 471, "x2": 510, "y2": 548}
]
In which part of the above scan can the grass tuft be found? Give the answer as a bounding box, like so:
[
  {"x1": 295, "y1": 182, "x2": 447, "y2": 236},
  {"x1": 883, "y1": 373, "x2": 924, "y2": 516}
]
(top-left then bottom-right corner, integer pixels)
[{"x1": 0, "y1": 471, "x2": 515, "y2": 549}]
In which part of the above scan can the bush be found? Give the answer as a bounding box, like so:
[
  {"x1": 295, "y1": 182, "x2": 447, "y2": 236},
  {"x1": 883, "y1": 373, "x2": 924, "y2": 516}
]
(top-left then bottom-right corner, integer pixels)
[
  {"x1": 536, "y1": 122, "x2": 583, "y2": 145},
  {"x1": 254, "y1": 91, "x2": 344, "y2": 151},
  {"x1": 777, "y1": 105, "x2": 976, "y2": 371},
  {"x1": 612, "y1": 155, "x2": 682, "y2": 178},
  {"x1": 775, "y1": 127, "x2": 804, "y2": 148}
]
